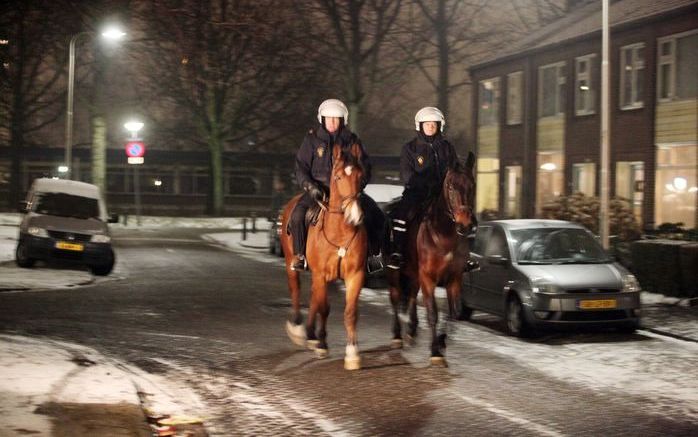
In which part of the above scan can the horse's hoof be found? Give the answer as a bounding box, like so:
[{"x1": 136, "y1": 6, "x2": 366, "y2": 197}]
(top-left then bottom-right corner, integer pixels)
[
  {"x1": 285, "y1": 321, "x2": 306, "y2": 347},
  {"x1": 306, "y1": 339, "x2": 320, "y2": 350},
  {"x1": 344, "y1": 356, "x2": 361, "y2": 370},
  {"x1": 390, "y1": 338, "x2": 403, "y2": 349},
  {"x1": 315, "y1": 347, "x2": 329, "y2": 359},
  {"x1": 429, "y1": 356, "x2": 448, "y2": 367},
  {"x1": 344, "y1": 344, "x2": 361, "y2": 370}
]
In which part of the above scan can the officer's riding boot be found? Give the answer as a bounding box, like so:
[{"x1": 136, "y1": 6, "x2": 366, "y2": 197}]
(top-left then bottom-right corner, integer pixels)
[{"x1": 387, "y1": 218, "x2": 407, "y2": 270}]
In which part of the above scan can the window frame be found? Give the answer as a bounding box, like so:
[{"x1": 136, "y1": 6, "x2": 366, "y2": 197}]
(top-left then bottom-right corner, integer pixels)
[
  {"x1": 575, "y1": 54, "x2": 596, "y2": 115},
  {"x1": 657, "y1": 29, "x2": 698, "y2": 102},
  {"x1": 506, "y1": 71, "x2": 523, "y2": 125},
  {"x1": 619, "y1": 43, "x2": 645, "y2": 110},
  {"x1": 537, "y1": 61, "x2": 566, "y2": 118},
  {"x1": 478, "y1": 77, "x2": 501, "y2": 127}
]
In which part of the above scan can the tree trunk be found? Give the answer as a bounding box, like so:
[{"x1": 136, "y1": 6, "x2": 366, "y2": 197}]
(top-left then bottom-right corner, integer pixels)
[
  {"x1": 91, "y1": 115, "x2": 107, "y2": 194},
  {"x1": 436, "y1": 0, "x2": 449, "y2": 117},
  {"x1": 208, "y1": 135, "x2": 224, "y2": 216}
]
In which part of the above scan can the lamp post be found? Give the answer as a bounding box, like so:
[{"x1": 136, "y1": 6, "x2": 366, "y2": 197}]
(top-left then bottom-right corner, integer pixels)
[
  {"x1": 64, "y1": 26, "x2": 125, "y2": 180},
  {"x1": 124, "y1": 121, "x2": 144, "y2": 226}
]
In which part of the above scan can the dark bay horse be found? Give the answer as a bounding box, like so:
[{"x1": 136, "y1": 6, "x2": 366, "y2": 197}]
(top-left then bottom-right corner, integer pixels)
[
  {"x1": 280, "y1": 143, "x2": 368, "y2": 370},
  {"x1": 386, "y1": 152, "x2": 476, "y2": 366}
]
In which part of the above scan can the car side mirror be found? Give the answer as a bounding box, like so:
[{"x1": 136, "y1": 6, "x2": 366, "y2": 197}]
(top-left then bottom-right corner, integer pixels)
[
  {"x1": 107, "y1": 213, "x2": 119, "y2": 224},
  {"x1": 486, "y1": 254, "x2": 509, "y2": 266},
  {"x1": 18, "y1": 200, "x2": 28, "y2": 213}
]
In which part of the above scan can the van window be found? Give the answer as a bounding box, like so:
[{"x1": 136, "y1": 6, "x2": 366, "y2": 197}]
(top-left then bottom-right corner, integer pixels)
[
  {"x1": 32, "y1": 192, "x2": 100, "y2": 220},
  {"x1": 485, "y1": 227, "x2": 509, "y2": 257}
]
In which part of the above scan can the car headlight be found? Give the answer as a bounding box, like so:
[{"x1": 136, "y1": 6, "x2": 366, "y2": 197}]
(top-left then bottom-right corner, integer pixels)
[
  {"x1": 27, "y1": 226, "x2": 49, "y2": 237},
  {"x1": 91, "y1": 234, "x2": 111, "y2": 243},
  {"x1": 530, "y1": 277, "x2": 561, "y2": 294},
  {"x1": 621, "y1": 274, "x2": 641, "y2": 292}
]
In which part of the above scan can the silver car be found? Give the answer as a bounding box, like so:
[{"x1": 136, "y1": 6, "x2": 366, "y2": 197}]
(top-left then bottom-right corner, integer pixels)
[{"x1": 461, "y1": 220, "x2": 641, "y2": 337}]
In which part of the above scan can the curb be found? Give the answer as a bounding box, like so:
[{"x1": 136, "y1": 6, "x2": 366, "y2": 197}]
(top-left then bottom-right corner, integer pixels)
[{"x1": 641, "y1": 327, "x2": 698, "y2": 343}]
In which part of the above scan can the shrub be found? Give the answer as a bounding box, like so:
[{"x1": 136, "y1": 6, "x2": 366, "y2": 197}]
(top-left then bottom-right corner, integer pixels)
[{"x1": 540, "y1": 192, "x2": 641, "y2": 241}]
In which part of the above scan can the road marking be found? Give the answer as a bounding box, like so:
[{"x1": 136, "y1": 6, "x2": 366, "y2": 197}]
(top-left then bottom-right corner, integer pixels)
[{"x1": 454, "y1": 393, "x2": 566, "y2": 437}]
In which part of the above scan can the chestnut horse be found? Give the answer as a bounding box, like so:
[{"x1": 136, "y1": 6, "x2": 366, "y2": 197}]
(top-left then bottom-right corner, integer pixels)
[
  {"x1": 386, "y1": 152, "x2": 476, "y2": 366},
  {"x1": 280, "y1": 143, "x2": 368, "y2": 370}
]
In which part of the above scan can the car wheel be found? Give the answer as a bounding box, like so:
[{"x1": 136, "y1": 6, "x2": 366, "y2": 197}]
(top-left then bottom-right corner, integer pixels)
[
  {"x1": 505, "y1": 295, "x2": 532, "y2": 338},
  {"x1": 618, "y1": 321, "x2": 639, "y2": 334},
  {"x1": 15, "y1": 241, "x2": 35, "y2": 268},
  {"x1": 276, "y1": 240, "x2": 284, "y2": 258},
  {"x1": 90, "y1": 252, "x2": 115, "y2": 276},
  {"x1": 269, "y1": 237, "x2": 276, "y2": 255}
]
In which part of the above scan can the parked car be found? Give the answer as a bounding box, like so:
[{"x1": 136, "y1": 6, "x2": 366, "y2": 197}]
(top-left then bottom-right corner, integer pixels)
[
  {"x1": 268, "y1": 183, "x2": 403, "y2": 262},
  {"x1": 461, "y1": 219, "x2": 641, "y2": 337},
  {"x1": 16, "y1": 178, "x2": 119, "y2": 276}
]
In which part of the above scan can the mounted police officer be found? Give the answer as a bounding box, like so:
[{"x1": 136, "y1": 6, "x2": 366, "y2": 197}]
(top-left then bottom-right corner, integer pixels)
[
  {"x1": 290, "y1": 98, "x2": 383, "y2": 271},
  {"x1": 387, "y1": 106, "x2": 458, "y2": 269}
]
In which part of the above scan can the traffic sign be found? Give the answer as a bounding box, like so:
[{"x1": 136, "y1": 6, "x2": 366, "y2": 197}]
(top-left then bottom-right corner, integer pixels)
[{"x1": 125, "y1": 141, "x2": 145, "y2": 158}]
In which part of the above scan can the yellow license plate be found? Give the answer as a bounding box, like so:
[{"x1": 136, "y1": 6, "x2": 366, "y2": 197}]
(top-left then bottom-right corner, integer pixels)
[
  {"x1": 578, "y1": 299, "x2": 617, "y2": 309},
  {"x1": 55, "y1": 241, "x2": 84, "y2": 252}
]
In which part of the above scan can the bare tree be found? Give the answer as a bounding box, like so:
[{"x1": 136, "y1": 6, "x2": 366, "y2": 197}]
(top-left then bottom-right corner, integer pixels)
[
  {"x1": 135, "y1": 0, "x2": 313, "y2": 215},
  {"x1": 294, "y1": 0, "x2": 405, "y2": 136},
  {"x1": 0, "y1": 1, "x2": 77, "y2": 207}
]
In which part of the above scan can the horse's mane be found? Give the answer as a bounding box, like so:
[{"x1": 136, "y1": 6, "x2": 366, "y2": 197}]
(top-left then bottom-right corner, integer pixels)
[{"x1": 336, "y1": 145, "x2": 364, "y2": 175}]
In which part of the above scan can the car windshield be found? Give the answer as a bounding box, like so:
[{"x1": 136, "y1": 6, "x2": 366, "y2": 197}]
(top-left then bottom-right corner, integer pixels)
[
  {"x1": 32, "y1": 192, "x2": 101, "y2": 220},
  {"x1": 510, "y1": 227, "x2": 612, "y2": 264}
]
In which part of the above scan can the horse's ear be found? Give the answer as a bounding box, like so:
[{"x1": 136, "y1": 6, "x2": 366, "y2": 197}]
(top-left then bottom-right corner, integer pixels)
[
  {"x1": 351, "y1": 142, "x2": 362, "y2": 159},
  {"x1": 332, "y1": 144, "x2": 342, "y2": 162},
  {"x1": 465, "y1": 151, "x2": 475, "y2": 171}
]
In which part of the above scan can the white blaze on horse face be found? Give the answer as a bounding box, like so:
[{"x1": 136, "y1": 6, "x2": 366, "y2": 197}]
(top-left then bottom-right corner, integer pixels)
[
  {"x1": 344, "y1": 199, "x2": 363, "y2": 226},
  {"x1": 344, "y1": 165, "x2": 353, "y2": 176},
  {"x1": 444, "y1": 252, "x2": 453, "y2": 262}
]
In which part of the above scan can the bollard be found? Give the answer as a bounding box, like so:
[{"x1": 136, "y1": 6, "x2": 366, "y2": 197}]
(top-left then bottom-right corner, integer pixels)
[
  {"x1": 242, "y1": 217, "x2": 247, "y2": 241},
  {"x1": 251, "y1": 212, "x2": 257, "y2": 233}
]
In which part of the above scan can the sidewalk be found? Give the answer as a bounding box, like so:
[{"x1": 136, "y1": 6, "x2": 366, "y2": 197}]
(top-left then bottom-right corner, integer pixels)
[{"x1": 0, "y1": 334, "x2": 207, "y2": 436}]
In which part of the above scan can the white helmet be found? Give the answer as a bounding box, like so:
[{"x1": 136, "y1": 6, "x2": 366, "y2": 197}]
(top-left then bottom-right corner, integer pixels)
[
  {"x1": 317, "y1": 99, "x2": 349, "y2": 125},
  {"x1": 414, "y1": 106, "x2": 445, "y2": 132}
]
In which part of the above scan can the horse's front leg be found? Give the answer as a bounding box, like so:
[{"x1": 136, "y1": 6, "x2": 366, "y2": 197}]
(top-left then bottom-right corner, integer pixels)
[
  {"x1": 309, "y1": 271, "x2": 329, "y2": 358},
  {"x1": 406, "y1": 278, "x2": 420, "y2": 341},
  {"x1": 386, "y1": 269, "x2": 403, "y2": 348},
  {"x1": 343, "y1": 267, "x2": 365, "y2": 370},
  {"x1": 445, "y1": 275, "x2": 463, "y2": 321},
  {"x1": 284, "y1": 265, "x2": 307, "y2": 347},
  {"x1": 420, "y1": 273, "x2": 446, "y2": 367}
]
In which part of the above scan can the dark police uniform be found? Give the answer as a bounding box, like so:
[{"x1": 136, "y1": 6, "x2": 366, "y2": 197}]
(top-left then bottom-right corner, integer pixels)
[
  {"x1": 388, "y1": 131, "x2": 458, "y2": 266},
  {"x1": 292, "y1": 124, "x2": 383, "y2": 259}
]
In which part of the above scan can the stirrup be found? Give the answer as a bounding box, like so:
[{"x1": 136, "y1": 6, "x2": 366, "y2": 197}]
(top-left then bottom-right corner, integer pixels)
[{"x1": 387, "y1": 253, "x2": 403, "y2": 270}]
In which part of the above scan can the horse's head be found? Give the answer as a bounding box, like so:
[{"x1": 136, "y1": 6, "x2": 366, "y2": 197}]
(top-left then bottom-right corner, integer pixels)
[
  {"x1": 330, "y1": 143, "x2": 364, "y2": 226},
  {"x1": 443, "y1": 151, "x2": 477, "y2": 236}
]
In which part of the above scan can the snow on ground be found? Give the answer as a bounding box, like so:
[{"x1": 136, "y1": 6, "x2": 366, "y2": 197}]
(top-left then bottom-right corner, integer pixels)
[{"x1": 0, "y1": 334, "x2": 207, "y2": 434}]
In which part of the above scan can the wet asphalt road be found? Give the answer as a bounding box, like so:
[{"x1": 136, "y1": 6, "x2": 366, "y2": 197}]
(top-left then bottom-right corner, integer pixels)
[{"x1": 1, "y1": 227, "x2": 696, "y2": 436}]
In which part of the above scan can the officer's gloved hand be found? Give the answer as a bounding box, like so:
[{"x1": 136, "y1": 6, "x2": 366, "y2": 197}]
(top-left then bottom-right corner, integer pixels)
[{"x1": 304, "y1": 181, "x2": 324, "y2": 202}]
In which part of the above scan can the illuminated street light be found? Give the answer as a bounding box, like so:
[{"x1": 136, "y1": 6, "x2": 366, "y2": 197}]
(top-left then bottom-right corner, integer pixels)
[
  {"x1": 124, "y1": 121, "x2": 144, "y2": 138},
  {"x1": 64, "y1": 26, "x2": 126, "y2": 180}
]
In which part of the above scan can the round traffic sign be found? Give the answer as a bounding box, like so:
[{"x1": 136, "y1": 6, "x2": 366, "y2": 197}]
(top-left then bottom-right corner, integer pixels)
[{"x1": 125, "y1": 141, "x2": 145, "y2": 158}]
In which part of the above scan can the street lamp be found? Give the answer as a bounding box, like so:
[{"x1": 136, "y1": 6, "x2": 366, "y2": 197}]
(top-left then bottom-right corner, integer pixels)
[
  {"x1": 124, "y1": 120, "x2": 144, "y2": 225},
  {"x1": 63, "y1": 26, "x2": 126, "y2": 180}
]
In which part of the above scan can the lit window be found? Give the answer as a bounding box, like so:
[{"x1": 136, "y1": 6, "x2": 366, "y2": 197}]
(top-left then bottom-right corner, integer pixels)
[{"x1": 572, "y1": 162, "x2": 595, "y2": 196}]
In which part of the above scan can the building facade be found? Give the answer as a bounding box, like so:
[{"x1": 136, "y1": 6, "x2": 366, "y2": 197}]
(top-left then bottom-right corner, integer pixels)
[{"x1": 469, "y1": 0, "x2": 697, "y2": 229}]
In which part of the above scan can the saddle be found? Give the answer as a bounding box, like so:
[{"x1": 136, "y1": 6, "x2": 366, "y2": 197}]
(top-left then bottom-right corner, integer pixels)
[{"x1": 285, "y1": 201, "x2": 323, "y2": 235}]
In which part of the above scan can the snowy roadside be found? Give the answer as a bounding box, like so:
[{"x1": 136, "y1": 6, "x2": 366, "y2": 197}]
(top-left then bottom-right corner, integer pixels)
[{"x1": 0, "y1": 334, "x2": 206, "y2": 436}]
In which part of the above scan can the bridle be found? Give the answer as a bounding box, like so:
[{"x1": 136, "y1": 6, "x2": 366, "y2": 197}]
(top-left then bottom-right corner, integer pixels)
[{"x1": 444, "y1": 172, "x2": 475, "y2": 236}]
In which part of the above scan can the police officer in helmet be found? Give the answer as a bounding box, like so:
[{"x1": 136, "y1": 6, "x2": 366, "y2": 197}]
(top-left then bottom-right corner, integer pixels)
[
  {"x1": 290, "y1": 99, "x2": 382, "y2": 271},
  {"x1": 387, "y1": 106, "x2": 458, "y2": 269}
]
